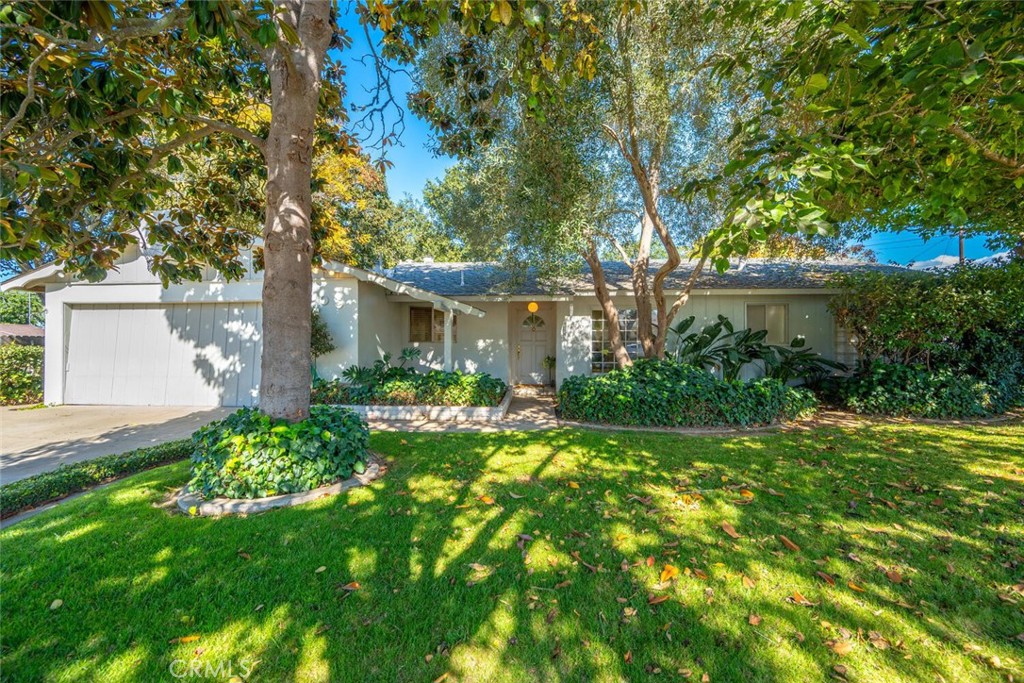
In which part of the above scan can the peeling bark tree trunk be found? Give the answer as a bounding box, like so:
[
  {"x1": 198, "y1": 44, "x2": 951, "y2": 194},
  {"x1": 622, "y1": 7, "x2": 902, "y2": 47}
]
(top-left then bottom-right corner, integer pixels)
[
  {"x1": 584, "y1": 243, "x2": 632, "y2": 368},
  {"x1": 258, "y1": 1, "x2": 333, "y2": 421}
]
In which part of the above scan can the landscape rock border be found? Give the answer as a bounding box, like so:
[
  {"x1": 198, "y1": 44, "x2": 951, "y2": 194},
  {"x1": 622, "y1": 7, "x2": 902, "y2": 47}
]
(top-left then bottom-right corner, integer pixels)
[{"x1": 175, "y1": 453, "x2": 386, "y2": 517}]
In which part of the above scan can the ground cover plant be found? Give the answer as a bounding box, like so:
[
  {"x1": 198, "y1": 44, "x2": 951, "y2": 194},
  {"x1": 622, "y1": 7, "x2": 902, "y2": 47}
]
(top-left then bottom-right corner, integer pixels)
[
  {"x1": 0, "y1": 439, "x2": 192, "y2": 519},
  {"x1": 5, "y1": 422, "x2": 1022, "y2": 682},
  {"x1": 188, "y1": 406, "x2": 369, "y2": 500},
  {"x1": 558, "y1": 358, "x2": 818, "y2": 427}
]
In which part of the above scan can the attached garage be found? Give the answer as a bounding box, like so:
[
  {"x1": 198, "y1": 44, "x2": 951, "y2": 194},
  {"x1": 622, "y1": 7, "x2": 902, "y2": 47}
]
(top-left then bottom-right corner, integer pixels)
[{"x1": 64, "y1": 303, "x2": 262, "y2": 406}]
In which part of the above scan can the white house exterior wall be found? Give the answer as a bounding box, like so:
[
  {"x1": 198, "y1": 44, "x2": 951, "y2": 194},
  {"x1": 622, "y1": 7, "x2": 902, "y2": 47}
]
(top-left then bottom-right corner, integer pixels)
[
  {"x1": 393, "y1": 301, "x2": 511, "y2": 380},
  {"x1": 554, "y1": 291, "x2": 837, "y2": 386}
]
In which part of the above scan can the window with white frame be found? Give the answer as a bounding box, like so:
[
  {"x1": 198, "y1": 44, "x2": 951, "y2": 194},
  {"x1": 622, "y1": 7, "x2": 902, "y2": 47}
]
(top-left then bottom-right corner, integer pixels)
[
  {"x1": 591, "y1": 309, "x2": 640, "y2": 373},
  {"x1": 746, "y1": 304, "x2": 788, "y2": 345},
  {"x1": 409, "y1": 307, "x2": 456, "y2": 343}
]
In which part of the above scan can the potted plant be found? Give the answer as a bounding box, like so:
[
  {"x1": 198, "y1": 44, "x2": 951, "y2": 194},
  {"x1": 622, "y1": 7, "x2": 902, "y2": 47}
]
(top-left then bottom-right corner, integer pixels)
[{"x1": 542, "y1": 355, "x2": 557, "y2": 386}]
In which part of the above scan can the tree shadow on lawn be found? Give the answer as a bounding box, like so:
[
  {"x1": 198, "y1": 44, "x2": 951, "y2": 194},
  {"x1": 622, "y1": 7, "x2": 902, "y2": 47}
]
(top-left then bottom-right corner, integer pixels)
[{"x1": 1, "y1": 422, "x2": 1022, "y2": 682}]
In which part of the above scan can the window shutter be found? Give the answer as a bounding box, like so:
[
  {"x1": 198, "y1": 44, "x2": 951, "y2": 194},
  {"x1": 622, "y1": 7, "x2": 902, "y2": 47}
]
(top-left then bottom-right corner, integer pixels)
[{"x1": 410, "y1": 308, "x2": 432, "y2": 342}]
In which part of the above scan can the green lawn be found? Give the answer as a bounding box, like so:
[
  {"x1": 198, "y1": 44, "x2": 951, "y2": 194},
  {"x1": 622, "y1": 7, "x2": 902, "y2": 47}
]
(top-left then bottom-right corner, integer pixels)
[{"x1": 2, "y1": 422, "x2": 1022, "y2": 682}]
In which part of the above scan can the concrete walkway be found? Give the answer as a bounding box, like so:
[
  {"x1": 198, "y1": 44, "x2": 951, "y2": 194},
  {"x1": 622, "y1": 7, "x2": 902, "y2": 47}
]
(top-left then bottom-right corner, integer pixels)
[{"x1": 0, "y1": 405, "x2": 233, "y2": 484}]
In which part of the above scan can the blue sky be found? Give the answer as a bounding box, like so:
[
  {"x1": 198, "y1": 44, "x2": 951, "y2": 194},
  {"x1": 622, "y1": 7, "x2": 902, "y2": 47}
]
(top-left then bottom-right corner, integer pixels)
[{"x1": 336, "y1": 6, "x2": 998, "y2": 267}]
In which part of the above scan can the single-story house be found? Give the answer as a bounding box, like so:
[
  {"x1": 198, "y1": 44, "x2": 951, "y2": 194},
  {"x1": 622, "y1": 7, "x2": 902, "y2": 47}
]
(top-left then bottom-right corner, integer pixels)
[
  {"x1": 0, "y1": 323, "x2": 45, "y2": 346},
  {"x1": 1, "y1": 245, "x2": 902, "y2": 407}
]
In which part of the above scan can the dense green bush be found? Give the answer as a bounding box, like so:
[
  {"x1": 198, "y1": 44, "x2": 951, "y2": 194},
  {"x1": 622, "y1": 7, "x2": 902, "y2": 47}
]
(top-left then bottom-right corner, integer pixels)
[
  {"x1": 0, "y1": 439, "x2": 192, "y2": 518},
  {"x1": 0, "y1": 344, "x2": 43, "y2": 405},
  {"x1": 830, "y1": 262, "x2": 1024, "y2": 411},
  {"x1": 836, "y1": 361, "x2": 1002, "y2": 419},
  {"x1": 189, "y1": 406, "x2": 369, "y2": 500},
  {"x1": 557, "y1": 359, "x2": 817, "y2": 428},
  {"x1": 313, "y1": 369, "x2": 507, "y2": 407}
]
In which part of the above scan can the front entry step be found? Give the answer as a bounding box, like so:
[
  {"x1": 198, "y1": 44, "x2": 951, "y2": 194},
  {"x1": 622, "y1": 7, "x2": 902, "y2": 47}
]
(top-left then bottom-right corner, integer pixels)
[{"x1": 513, "y1": 384, "x2": 556, "y2": 397}]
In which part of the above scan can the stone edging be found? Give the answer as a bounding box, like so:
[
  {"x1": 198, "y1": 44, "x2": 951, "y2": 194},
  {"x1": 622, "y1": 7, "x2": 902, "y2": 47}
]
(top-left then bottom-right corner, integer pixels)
[
  {"x1": 175, "y1": 453, "x2": 386, "y2": 517},
  {"x1": 333, "y1": 387, "x2": 514, "y2": 422}
]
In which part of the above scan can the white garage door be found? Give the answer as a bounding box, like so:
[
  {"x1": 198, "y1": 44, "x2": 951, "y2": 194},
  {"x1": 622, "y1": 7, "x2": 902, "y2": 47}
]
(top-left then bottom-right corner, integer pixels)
[{"x1": 64, "y1": 303, "x2": 262, "y2": 406}]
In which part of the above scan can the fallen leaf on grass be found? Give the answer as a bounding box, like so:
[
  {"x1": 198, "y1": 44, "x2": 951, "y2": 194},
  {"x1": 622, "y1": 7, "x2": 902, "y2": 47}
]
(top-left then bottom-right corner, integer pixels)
[
  {"x1": 169, "y1": 635, "x2": 200, "y2": 645},
  {"x1": 49, "y1": 599, "x2": 63, "y2": 610},
  {"x1": 816, "y1": 571, "x2": 836, "y2": 586},
  {"x1": 788, "y1": 591, "x2": 819, "y2": 607},
  {"x1": 315, "y1": 566, "x2": 327, "y2": 574},
  {"x1": 847, "y1": 581, "x2": 866, "y2": 592},
  {"x1": 340, "y1": 582, "x2": 360, "y2": 591},
  {"x1": 721, "y1": 522, "x2": 742, "y2": 539},
  {"x1": 885, "y1": 570, "x2": 903, "y2": 584},
  {"x1": 748, "y1": 614, "x2": 762, "y2": 625},
  {"x1": 828, "y1": 640, "x2": 854, "y2": 656},
  {"x1": 693, "y1": 568, "x2": 709, "y2": 580},
  {"x1": 868, "y1": 631, "x2": 890, "y2": 650},
  {"x1": 237, "y1": 550, "x2": 251, "y2": 560},
  {"x1": 779, "y1": 535, "x2": 800, "y2": 552},
  {"x1": 661, "y1": 565, "x2": 680, "y2": 582},
  {"x1": 508, "y1": 492, "x2": 525, "y2": 499},
  {"x1": 624, "y1": 650, "x2": 633, "y2": 664},
  {"x1": 478, "y1": 495, "x2": 496, "y2": 505},
  {"x1": 646, "y1": 556, "x2": 655, "y2": 567},
  {"x1": 742, "y1": 574, "x2": 757, "y2": 589},
  {"x1": 648, "y1": 595, "x2": 670, "y2": 606},
  {"x1": 567, "y1": 481, "x2": 580, "y2": 489},
  {"x1": 468, "y1": 562, "x2": 490, "y2": 572},
  {"x1": 740, "y1": 489, "x2": 755, "y2": 498},
  {"x1": 553, "y1": 580, "x2": 571, "y2": 589}
]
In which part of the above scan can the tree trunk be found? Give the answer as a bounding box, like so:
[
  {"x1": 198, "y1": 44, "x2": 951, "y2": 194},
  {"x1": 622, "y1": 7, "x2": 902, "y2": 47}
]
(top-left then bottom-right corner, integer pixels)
[
  {"x1": 632, "y1": 208, "x2": 656, "y2": 358},
  {"x1": 584, "y1": 244, "x2": 632, "y2": 368},
  {"x1": 259, "y1": 1, "x2": 333, "y2": 421}
]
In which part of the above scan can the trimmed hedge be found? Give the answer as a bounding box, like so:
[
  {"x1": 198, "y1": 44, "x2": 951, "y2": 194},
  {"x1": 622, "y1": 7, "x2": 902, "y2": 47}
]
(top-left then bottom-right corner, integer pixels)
[
  {"x1": 189, "y1": 406, "x2": 369, "y2": 500},
  {"x1": 0, "y1": 343, "x2": 43, "y2": 405},
  {"x1": 0, "y1": 439, "x2": 192, "y2": 519},
  {"x1": 557, "y1": 359, "x2": 818, "y2": 428},
  {"x1": 312, "y1": 370, "x2": 507, "y2": 407},
  {"x1": 835, "y1": 361, "x2": 1007, "y2": 419}
]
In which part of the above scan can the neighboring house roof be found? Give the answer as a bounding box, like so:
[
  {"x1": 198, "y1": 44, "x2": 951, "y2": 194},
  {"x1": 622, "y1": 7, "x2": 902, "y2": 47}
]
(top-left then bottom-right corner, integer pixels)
[
  {"x1": 0, "y1": 323, "x2": 44, "y2": 345},
  {"x1": 387, "y1": 259, "x2": 908, "y2": 297}
]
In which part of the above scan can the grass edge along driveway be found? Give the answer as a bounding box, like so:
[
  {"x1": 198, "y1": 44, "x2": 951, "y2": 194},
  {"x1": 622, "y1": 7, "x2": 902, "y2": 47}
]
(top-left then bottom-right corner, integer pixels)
[{"x1": 1, "y1": 423, "x2": 1022, "y2": 682}]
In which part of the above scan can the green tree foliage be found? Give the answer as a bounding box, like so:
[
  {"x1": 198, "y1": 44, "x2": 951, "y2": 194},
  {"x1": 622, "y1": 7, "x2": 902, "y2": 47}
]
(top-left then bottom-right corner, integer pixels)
[
  {"x1": 707, "y1": 1, "x2": 1024, "y2": 258},
  {"x1": 0, "y1": 291, "x2": 43, "y2": 326},
  {"x1": 389, "y1": 0, "x2": 796, "y2": 362}
]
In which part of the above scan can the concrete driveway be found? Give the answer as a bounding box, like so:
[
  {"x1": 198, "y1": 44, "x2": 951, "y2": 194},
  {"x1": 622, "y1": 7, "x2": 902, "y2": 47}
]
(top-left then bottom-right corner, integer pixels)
[{"x1": 0, "y1": 405, "x2": 233, "y2": 484}]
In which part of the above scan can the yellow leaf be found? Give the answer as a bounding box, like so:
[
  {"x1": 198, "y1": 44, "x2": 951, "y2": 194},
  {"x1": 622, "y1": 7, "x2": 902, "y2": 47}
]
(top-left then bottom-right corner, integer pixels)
[
  {"x1": 847, "y1": 581, "x2": 866, "y2": 592},
  {"x1": 169, "y1": 635, "x2": 201, "y2": 645},
  {"x1": 739, "y1": 489, "x2": 755, "y2": 499},
  {"x1": 567, "y1": 481, "x2": 580, "y2": 489},
  {"x1": 660, "y1": 565, "x2": 680, "y2": 582},
  {"x1": 498, "y1": 0, "x2": 513, "y2": 25},
  {"x1": 478, "y1": 495, "x2": 496, "y2": 505},
  {"x1": 742, "y1": 574, "x2": 756, "y2": 589}
]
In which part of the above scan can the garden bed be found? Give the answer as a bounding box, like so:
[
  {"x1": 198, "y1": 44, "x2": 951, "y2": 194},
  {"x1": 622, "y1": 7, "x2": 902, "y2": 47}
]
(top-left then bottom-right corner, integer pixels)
[
  {"x1": 331, "y1": 386, "x2": 514, "y2": 422},
  {"x1": 176, "y1": 452, "x2": 386, "y2": 516}
]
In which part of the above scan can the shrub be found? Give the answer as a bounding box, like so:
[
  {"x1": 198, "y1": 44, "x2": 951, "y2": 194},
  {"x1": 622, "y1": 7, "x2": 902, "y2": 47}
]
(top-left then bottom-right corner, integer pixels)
[
  {"x1": 557, "y1": 359, "x2": 817, "y2": 428},
  {"x1": 837, "y1": 361, "x2": 1003, "y2": 419},
  {"x1": 313, "y1": 369, "x2": 507, "y2": 407},
  {"x1": 0, "y1": 439, "x2": 192, "y2": 518},
  {"x1": 0, "y1": 344, "x2": 43, "y2": 405},
  {"x1": 189, "y1": 406, "x2": 369, "y2": 500},
  {"x1": 829, "y1": 262, "x2": 1024, "y2": 410}
]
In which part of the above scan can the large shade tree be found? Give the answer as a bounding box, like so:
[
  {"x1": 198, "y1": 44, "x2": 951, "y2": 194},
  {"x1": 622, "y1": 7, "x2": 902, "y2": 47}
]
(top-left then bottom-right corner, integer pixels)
[
  {"x1": 1, "y1": 1, "x2": 347, "y2": 420},
  {"x1": 376, "y1": 0, "x2": 824, "y2": 364}
]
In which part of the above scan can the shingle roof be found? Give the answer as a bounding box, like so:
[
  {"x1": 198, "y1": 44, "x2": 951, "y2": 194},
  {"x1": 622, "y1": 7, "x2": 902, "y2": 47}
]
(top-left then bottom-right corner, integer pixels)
[
  {"x1": 386, "y1": 259, "x2": 907, "y2": 297},
  {"x1": 0, "y1": 323, "x2": 44, "y2": 345}
]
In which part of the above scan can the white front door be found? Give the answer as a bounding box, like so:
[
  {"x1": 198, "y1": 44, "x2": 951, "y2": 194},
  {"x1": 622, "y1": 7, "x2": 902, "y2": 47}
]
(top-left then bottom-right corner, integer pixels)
[{"x1": 515, "y1": 310, "x2": 550, "y2": 384}]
